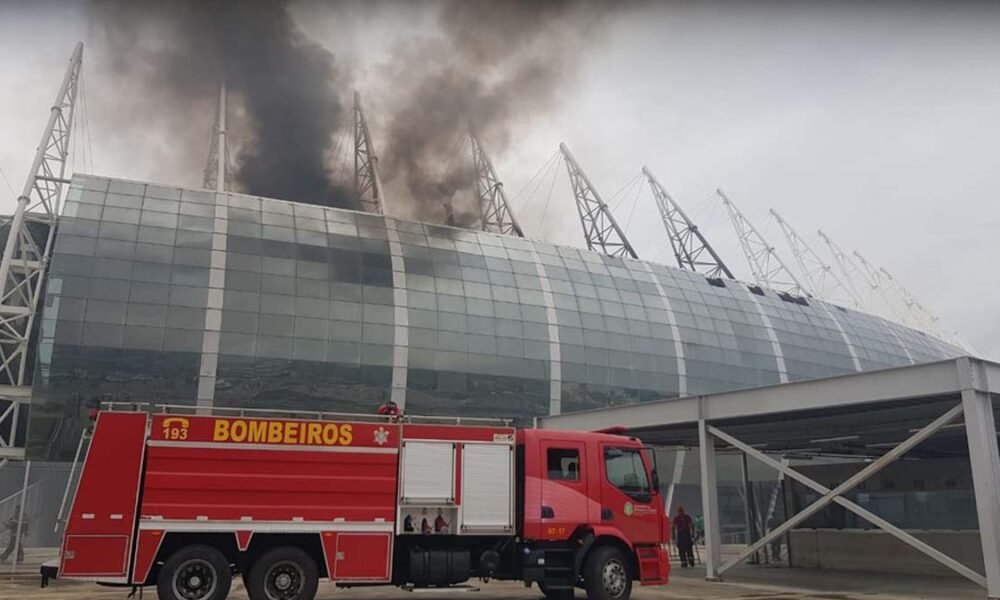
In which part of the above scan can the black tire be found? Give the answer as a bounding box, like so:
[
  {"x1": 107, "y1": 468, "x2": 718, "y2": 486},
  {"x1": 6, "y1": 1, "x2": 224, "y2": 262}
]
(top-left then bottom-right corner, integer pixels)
[
  {"x1": 539, "y1": 582, "x2": 575, "y2": 599},
  {"x1": 583, "y1": 546, "x2": 632, "y2": 600},
  {"x1": 245, "y1": 546, "x2": 319, "y2": 600},
  {"x1": 157, "y1": 544, "x2": 232, "y2": 600}
]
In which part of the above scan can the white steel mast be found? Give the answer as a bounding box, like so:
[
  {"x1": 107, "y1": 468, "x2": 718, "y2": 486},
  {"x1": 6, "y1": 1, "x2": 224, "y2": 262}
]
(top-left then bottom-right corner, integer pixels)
[
  {"x1": 850, "y1": 250, "x2": 912, "y2": 326},
  {"x1": 815, "y1": 230, "x2": 871, "y2": 310},
  {"x1": 770, "y1": 209, "x2": 860, "y2": 305},
  {"x1": 203, "y1": 81, "x2": 230, "y2": 192},
  {"x1": 471, "y1": 134, "x2": 523, "y2": 237},
  {"x1": 0, "y1": 43, "x2": 83, "y2": 457},
  {"x1": 643, "y1": 166, "x2": 733, "y2": 279},
  {"x1": 353, "y1": 91, "x2": 385, "y2": 215},
  {"x1": 559, "y1": 143, "x2": 637, "y2": 259},
  {"x1": 718, "y1": 189, "x2": 806, "y2": 296}
]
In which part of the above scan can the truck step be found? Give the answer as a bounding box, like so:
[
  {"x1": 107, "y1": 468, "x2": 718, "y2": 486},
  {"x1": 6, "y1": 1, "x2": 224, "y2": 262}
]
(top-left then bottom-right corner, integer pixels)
[{"x1": 403, "y1": 585, "x2": 481, "y2": 593}]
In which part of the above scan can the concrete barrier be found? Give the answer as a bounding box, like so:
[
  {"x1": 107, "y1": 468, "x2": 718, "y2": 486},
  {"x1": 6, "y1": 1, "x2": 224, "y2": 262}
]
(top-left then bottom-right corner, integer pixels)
[{"x1": 788, "y1": 529, "x2": 984, "y2": 577}]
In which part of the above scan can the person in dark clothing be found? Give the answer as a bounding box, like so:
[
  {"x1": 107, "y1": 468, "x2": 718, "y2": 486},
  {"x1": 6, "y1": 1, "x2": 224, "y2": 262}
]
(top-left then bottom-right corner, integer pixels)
[
  {"x1": 0, "y1": 505, "x2": 27, "y2": 563},
  {"x1": 672, "y1": 506, "x2": 695, "y2": 567}
]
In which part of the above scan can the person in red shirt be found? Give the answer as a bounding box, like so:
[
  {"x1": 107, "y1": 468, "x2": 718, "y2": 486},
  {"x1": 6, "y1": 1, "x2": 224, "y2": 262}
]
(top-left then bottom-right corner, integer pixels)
[
  {"x1": 377, "y1": 401, "x2": 400, "y2": 417},
  {"x1": 434, "y1": 509, "x2": 450, "y2": 533},
  {"x1": 672, "y1": 506, "x2": 695, "y2": 567}
]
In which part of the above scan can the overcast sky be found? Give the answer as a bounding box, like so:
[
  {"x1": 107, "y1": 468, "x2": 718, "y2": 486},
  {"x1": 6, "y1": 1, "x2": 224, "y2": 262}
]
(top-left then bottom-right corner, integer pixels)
[{"x1": 1, "y1": 1, "x2": 997, "y2": 359}]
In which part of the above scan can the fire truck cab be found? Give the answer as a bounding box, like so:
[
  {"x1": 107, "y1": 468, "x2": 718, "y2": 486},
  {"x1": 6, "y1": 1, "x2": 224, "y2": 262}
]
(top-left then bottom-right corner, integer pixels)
[{"x1": 43, "y1": 406, "x2": 669, "y2": 600}]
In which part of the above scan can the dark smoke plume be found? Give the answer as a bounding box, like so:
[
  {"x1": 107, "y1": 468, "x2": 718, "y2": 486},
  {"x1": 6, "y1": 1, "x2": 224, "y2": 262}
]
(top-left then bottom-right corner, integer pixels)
[
  {"x1": 377, "y1": 0, "x2": 612, "y2": 226},
  {"x1": 88, "y1": 0, "x2": 621, "y2": 224},
  {"x1": 88, "y1": 0, "x2": 354, "y2": 208}
]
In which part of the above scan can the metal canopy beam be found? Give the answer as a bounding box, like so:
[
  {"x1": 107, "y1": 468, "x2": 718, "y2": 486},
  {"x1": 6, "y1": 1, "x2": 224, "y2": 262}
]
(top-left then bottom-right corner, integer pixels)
[
  {"x1": 643, "y1": 167, "x2": 733, "y2": 278},
  {"x1": 353, "y1": 91, "x2": 385, "y2": 215},
  {"x1": 471, "y1": 134, "x2": 523, "y2": 237},
  {"x1": 539, "y1": 357, "x2": 987, "y2": 433},
  {"x1": 0, "y1": 42, "x2": 83, "y2": 456},
  {"x1": 559, "y1": 143, "x2": 637, "y2": 259},
  {"x1": 718, "y1": 189, "x2": 806, "y2": 296}
]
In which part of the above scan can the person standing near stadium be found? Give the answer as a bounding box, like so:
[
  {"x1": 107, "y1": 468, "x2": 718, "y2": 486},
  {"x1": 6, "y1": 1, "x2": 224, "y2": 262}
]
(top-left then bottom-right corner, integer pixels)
[{"x1": 672, "y1": 506, "x2": 695, "y2": 567}]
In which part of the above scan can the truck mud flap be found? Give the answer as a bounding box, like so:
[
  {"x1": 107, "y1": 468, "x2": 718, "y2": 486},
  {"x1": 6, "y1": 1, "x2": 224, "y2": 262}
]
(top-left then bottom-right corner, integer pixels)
[
  {"x1": 40, "y1": 559, "x2": 59, "y2": 588},
  {"x1": 573, "y1": 534, "x2": 595, "y2": 578}
]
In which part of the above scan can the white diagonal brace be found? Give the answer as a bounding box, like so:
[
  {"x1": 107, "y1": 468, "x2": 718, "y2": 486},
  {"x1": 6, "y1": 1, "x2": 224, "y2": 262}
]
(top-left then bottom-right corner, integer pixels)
[
  {"x1": 706, "y1": 402, "x2": 972, "y2": 581},
  {"x1": 708, "y1": 417, "x2": 986, "y2": 587}
]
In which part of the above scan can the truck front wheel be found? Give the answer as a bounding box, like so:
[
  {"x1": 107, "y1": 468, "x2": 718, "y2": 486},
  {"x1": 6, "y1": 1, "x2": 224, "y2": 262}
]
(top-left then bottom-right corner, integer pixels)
[
  {"x1": 245, "y1": 546, "x2": 319, "y2": 600},
  {"x1": 157, "y1": 544, "x2": 232, "y2": 600},
  {"x1": 583, "y1": 546, "x2": 631, "y2": 600}
]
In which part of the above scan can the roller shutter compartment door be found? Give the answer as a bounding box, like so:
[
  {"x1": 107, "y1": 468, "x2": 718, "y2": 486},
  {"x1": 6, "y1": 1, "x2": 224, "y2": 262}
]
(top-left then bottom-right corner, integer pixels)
[{"x1": 460, "y1": 443, "x2": 514, "y2": 533}]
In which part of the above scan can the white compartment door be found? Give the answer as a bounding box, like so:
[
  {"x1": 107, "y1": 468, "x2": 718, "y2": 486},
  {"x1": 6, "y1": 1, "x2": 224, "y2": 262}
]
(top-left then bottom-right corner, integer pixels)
[
  {"x1": 401, "y1": 441, "x2": 455, "y2": 503},
  {"x1": 461, "y1": 443, "x2": 513, "y2": 532}
]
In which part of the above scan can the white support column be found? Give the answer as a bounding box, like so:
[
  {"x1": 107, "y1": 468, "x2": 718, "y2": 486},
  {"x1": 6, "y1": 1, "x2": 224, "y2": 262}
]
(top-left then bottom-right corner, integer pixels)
[
  {"x1": 664, "y1": 449, "x2": 686, "y2": 515},
  {"x1": 10, "y1": 460, "x2": 30, "y2": 574},
  {"x1": 960, "y1": 358, "x2": 1000, "y2": 599},
  {"x1": 698, "y1": 419, "x2": 722, "y2": 580}
]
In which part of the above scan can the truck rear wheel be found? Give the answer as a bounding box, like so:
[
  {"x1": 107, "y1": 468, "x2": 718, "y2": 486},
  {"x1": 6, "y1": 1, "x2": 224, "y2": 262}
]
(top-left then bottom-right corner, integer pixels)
[
  {"x1": 157, "y1": 544, "x2": 232, "y2": 600},
  {"x1": 245, "y1": 546, "x2": 318, "y2": 600},
  {"x1": 583, "y1": 546, "x2": 631, "y2": 600}
]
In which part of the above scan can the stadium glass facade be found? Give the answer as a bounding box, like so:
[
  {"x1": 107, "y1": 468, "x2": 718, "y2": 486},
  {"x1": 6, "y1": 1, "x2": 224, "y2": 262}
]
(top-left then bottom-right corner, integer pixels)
[{"x1": 26, "y1": 175, "x2": 959, "y2": 459}]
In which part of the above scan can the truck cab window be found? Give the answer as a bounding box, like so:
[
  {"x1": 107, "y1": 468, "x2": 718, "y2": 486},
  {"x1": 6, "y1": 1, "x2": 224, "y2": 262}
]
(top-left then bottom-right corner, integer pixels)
[
  {"x1": 547, "y1": 448, "x2": 580, "y2": 481},
  {"x1": 604, "y1": 447, "x2": 651, "y2": 498}
]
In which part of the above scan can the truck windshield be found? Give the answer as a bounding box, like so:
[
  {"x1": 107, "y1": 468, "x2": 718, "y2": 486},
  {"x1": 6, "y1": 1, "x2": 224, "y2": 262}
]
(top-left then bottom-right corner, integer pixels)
[{"x1": 604, "y1": 447, "x2": 651, "y2": 498}]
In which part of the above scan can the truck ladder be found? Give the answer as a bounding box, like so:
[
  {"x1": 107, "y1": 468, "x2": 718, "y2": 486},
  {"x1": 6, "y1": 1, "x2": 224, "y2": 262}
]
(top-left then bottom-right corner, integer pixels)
[{"x1": 54, "y1": 427, "x2": 92, "y2": 532}]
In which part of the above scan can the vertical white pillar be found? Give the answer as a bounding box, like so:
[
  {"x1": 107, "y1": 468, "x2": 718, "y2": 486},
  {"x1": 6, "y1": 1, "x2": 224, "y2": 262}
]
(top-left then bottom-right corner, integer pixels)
[
  {"x1": 10, "y1": 460, "x2": 30, "y2": 574},
  {"x1": 664, "y1": 449, "x2": 686, "y2": 515},
  {"x1": 959, "y1": 359, "x2": 1000, "y2": 599},
  {"x1": 699, "y1": 419, "x2": 722, "y2": 580}
]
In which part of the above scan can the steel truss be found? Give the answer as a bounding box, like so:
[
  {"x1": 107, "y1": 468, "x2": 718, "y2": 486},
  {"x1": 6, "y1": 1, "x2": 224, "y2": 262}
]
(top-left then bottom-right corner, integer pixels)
[
  {"x1": 353, "y1": 91, "x2": 385, "y2": 215},
  {"x1": 202, "y1": 82, "x2": 231, "y2": 192},
  {"x1": 770, "y1": 209, "x2": 859, "y2": 305},
  {"x1": 643, "y1": 167, "x2": 732, "y2": 279},
  {"x1": 559, "y1": 143, "x2": 637, "y2": 259},
  {"x1": 718, "y1": 189, "x2": 806, "y2": 296},
  {"x1": 851, "y1": 250, "x2": 917, "y2": 328},
  {"x1": 0, "y1": 43, "x2": 83, "y2": 457},
  {"x1": 471, "y1": 134, "x2": 523, "y2": 237},
  {"x1": 815, "y1": 229, "x2": 873, "y2": 311},
  {"x1": 698, "y1": 381, "x2": 1000, "y2": 594},
  {"x1": 874, "y1": 264, "x2": 964, "y2": 347}
]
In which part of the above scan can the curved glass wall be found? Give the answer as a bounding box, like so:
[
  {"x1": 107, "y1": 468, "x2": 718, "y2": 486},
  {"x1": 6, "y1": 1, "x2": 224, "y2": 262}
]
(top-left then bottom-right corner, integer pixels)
[{"x1": 26, "y1": 176, "x2": 959, "y2": 459}]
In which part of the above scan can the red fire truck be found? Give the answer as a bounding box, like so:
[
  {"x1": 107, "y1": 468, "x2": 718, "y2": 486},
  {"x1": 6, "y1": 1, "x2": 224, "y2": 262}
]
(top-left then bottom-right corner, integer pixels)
[{"x1": 42, "y1": 405, "x2": 669, "y2": 600}]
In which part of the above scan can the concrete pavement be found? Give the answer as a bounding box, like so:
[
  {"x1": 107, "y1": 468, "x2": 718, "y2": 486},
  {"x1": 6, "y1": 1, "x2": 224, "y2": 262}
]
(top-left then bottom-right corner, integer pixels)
[{"x1": 3, "y1": 563, "x2": 984, "y2": 600}]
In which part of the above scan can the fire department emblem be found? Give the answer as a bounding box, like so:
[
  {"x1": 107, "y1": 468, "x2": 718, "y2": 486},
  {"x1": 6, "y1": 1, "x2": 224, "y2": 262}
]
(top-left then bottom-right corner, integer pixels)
[
  {"x1": 373, "y1": 427, "x2": 390, "y2": 446},
  {"x1": 623, "y1": 502, "x2": 634, "y2": 517}
]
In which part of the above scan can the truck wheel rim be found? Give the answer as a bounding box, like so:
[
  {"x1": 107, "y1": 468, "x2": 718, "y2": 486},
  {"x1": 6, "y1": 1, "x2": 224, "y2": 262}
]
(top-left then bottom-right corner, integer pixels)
[
  {"x1": 172, "y1": 559, "x2": 217, "y2": 600},
  {"x1": 264, "y1": 560, "x2": 305, "y2": 600},
  {"x1": 601, "y1": 559, "x2": 627, "y2": 598}
]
